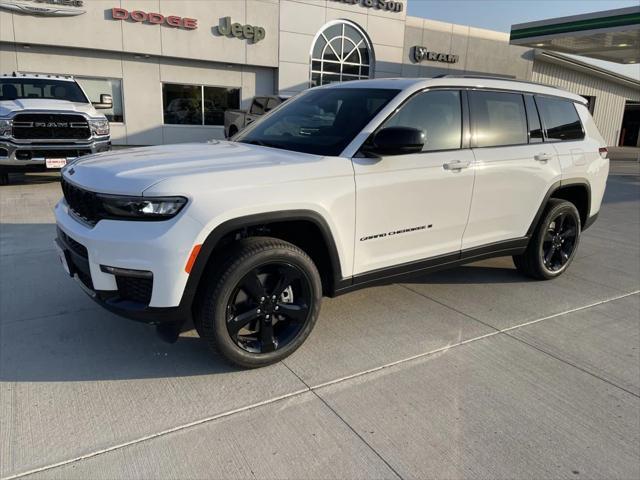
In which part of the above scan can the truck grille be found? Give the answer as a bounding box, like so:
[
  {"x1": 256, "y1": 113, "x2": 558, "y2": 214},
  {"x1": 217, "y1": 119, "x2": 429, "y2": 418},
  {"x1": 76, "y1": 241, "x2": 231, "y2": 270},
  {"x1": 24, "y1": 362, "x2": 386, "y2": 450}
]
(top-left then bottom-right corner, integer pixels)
[
  {"x1": 61, "y1": 178, "x2": 102, "y2": 225},
  {"x1": 12, "y1": 113, "x2": 90, "y2": 140}
]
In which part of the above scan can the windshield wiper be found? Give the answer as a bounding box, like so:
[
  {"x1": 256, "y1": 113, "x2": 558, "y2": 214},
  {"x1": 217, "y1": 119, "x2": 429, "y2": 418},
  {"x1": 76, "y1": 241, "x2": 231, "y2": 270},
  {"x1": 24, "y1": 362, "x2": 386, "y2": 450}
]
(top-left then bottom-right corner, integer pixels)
[{"x1": 241, "y1": 139, "x2": 281, "y2": 149}]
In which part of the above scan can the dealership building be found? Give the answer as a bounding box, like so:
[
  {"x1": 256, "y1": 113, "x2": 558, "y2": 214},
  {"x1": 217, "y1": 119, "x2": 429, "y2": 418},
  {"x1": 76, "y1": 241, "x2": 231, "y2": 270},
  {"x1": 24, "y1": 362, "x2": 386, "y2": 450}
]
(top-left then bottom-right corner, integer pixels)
[{"x1": 1, "y1": 0, "x2": 638, "y2": 147}]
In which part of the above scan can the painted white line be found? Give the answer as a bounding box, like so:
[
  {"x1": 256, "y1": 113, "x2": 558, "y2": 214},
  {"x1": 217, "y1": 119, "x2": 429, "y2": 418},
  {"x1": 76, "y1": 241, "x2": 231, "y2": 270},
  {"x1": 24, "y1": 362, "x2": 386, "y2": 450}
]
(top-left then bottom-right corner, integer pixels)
[{"x1": 3, "y1": 290, "x2": 638, "y2": 480}]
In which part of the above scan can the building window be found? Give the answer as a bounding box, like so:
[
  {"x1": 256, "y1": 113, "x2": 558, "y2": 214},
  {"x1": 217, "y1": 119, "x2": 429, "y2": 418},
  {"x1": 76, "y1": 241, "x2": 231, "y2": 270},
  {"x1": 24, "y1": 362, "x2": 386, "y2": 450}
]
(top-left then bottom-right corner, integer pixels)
[
  {"x1": 310, "y1": 20, "x2": 373, "y2": 87},
  {"x1": 162, "y1": 83, "x2": 240, "y2": 126},
  {"x1": 76, "y1": 77, "x2": 124, "y2": 123}
]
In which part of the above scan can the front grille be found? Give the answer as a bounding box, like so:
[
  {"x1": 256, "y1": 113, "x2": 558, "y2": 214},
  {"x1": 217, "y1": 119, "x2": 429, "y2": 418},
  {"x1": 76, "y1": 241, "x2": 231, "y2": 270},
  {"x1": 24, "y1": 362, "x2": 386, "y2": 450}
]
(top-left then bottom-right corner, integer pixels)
[
  {"x1": 57, "y1": 227, "x2": 88, "y2": 259},
  {"x1": 116, "y1": 276, "x2": 153, "y2": 305},
  {"x1": 61, "y1": 178, "x2": 102, "y2": 225},
  {"x1": 15, "y1": 149, "x2": 92, "y2": 161},
  {"x1": 12, "y1": 113, "x2": 90, "y2": 140}
]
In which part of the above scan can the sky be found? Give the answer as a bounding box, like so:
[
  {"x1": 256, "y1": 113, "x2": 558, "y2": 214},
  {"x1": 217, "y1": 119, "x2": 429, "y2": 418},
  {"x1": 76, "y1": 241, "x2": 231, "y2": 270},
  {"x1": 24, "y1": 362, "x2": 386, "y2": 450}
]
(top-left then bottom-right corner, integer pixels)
[{"x1": 406, "y1": 0, "x2": 640, "y2": 79}]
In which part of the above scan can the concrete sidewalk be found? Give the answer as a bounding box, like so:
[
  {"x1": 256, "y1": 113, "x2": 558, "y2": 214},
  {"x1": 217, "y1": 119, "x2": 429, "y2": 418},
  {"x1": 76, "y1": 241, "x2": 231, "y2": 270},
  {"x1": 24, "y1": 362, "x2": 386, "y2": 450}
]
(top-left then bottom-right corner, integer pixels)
[{"x1": 0, "y1": 173, "x2": 638, "y2": 479}]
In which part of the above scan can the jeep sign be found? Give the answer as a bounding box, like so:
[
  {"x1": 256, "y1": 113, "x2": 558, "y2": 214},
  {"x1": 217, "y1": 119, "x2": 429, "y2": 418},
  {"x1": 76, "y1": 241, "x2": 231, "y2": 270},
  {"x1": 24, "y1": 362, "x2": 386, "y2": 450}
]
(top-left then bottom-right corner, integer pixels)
[{"x1": 216, "y1": 17, "x2": 266, "y2": 43}]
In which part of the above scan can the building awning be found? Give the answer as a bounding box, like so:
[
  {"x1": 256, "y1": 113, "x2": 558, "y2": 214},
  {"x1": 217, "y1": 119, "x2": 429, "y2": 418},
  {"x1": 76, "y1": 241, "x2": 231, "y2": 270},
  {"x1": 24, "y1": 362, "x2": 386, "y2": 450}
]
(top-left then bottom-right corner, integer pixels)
[{"x1": 510, "y1": 6, "x2": 640, "y2": 64}]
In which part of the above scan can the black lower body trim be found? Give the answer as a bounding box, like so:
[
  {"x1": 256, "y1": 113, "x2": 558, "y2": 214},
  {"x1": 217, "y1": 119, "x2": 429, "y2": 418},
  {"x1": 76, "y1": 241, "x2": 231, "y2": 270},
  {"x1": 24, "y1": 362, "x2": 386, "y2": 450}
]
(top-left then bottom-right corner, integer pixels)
[
  {"x1": 583, "y1": 212, "x2": 599, "y2": 231},
  {"x1": 333, "y1": 237, "x2": 529, "y2": 296}
]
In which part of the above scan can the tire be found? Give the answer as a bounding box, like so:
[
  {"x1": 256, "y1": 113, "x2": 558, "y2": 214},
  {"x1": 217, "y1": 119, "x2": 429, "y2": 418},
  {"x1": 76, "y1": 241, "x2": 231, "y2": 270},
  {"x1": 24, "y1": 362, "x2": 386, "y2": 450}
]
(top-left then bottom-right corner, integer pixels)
[
  {"x1": 195, "y1": 237, "x2": 322, "y2": 368},
  {"x1": 513, "y1": 199, "x2": 581, "y2": 280}
]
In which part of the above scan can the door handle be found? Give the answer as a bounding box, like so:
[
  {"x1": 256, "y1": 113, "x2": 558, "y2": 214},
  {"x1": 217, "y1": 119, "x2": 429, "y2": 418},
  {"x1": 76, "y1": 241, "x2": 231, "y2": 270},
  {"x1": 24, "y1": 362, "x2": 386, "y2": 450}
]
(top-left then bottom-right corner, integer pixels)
[
  {"x1": 443, "y1": 160, "x2": 471, "y2": 171},
  {"x1": 534, "y1": 153, "x2": 552, "y2": 162}
]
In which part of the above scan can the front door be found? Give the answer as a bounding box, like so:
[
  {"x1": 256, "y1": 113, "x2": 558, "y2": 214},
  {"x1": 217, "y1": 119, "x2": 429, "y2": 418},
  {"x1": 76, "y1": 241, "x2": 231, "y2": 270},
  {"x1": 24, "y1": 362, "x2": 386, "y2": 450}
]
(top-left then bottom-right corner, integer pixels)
[{"x1": 353, "y1": 89, "x2": 475, "y2": 275}]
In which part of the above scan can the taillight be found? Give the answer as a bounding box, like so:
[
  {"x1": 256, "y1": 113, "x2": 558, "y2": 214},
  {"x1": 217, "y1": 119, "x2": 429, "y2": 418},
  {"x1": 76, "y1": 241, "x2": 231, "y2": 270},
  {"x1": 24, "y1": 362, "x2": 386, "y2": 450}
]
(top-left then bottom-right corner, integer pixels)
[{"x1": 599, "y1": 147, "x2": 608, "y2": 159}]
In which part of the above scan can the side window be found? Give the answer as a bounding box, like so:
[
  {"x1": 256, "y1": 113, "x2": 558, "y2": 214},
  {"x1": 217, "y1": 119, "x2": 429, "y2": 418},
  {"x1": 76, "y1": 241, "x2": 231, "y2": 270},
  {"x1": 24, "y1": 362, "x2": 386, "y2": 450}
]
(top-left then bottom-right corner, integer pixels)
[
  {"x1": 383, "y1": 90, "x2": 462, "y2": 152},
  {"x1": 524, "y1": 95, "x2": 543, "y2": 143},
  {"x1": 470, "y1": 91, "x2": 528, "y2": 147},
  {"x1": 265, "y1": 97, "x2": 280, "y2": 112},
  {"x1": 536, "y1": 96, "x2": 585, "y2": 141},
  {"x1": 250, "y1": 97, "x2": 266, "y2": 115}
]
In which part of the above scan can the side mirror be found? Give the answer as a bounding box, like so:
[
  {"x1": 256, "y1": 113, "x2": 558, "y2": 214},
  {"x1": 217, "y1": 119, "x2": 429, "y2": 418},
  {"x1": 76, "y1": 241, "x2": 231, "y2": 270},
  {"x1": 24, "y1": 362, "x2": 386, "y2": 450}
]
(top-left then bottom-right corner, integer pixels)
[
  {"x1": 363, "y1": 127, "x2": 425, "y2": 156},
  {"x1": 92, "y1": 94, "x2": 113, "y2": 109}
]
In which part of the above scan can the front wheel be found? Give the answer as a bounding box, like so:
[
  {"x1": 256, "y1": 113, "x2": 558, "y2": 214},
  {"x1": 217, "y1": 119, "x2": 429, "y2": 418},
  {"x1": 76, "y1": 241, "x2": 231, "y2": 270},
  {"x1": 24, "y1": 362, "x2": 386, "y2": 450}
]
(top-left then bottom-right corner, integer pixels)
[
  {"x1": 513, "y1": 199, "x2": 581, "y2": 280},
  {"x1": 196, "y1": 237, "x2": 322, "y2": 368}
]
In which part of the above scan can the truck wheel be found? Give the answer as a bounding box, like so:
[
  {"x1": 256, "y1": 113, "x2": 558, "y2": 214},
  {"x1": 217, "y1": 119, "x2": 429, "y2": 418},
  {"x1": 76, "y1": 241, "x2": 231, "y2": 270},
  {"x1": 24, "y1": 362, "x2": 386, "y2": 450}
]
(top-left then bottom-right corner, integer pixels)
[
  {"x1": 0, "y1": 172, "x2": 9, "y2": 185},
  {"x1": 513, "y1": 199, "x2": 581, "y2": 280},
  {"x1": 196, "y1": 237, "x2": 322, "y2": 368}
]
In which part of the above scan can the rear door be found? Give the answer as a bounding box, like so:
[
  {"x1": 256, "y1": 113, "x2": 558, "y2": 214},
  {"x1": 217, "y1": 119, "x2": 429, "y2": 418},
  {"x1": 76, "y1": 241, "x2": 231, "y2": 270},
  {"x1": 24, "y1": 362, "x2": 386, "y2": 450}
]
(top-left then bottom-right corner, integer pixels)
[
  {"x1": 353, "y1": 89, "x2": 476, "y2": 275},
  {"x1": 461, "y1": 90, "x2": 562, "y2": 250}
]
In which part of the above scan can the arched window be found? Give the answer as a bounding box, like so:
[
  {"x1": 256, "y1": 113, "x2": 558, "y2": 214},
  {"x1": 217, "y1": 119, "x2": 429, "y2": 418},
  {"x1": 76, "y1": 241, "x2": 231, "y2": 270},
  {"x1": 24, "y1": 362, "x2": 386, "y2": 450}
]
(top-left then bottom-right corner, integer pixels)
[{"x1": 310, "y1": 20, "x2": 373, "y2": 87}]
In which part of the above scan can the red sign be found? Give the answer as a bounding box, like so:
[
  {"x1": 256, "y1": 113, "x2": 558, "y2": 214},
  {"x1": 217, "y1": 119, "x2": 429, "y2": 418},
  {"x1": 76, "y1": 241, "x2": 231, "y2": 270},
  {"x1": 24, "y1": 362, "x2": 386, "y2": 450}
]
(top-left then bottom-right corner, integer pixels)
[{"x1": 111, "y1": 8, "x2": 197, "y2": 29}]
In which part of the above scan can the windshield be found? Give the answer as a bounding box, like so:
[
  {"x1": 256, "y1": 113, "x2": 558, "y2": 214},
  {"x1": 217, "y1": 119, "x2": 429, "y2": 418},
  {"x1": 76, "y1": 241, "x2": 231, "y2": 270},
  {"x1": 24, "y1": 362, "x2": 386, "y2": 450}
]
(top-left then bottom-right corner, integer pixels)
[
  {"x1": 235, "y1": 88, "x2": 400, "y2": 156},
  {"x1": 0, "y1": 79, "x2": 88, "y2": 103}
]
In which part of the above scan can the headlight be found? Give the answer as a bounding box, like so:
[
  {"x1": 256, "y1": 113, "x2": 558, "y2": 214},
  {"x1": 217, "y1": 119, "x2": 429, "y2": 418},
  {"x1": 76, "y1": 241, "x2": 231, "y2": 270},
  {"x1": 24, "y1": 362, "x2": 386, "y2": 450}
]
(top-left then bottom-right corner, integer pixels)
[
  {"x1": 97, "y1": 194, "x2": 187, "y2": 220},
  {"x1": 0, "y1": 119, "x2": 12, "y2": 137},
  {"x1": 89, "y1": 119, "x2": 110, "y2": 136}
]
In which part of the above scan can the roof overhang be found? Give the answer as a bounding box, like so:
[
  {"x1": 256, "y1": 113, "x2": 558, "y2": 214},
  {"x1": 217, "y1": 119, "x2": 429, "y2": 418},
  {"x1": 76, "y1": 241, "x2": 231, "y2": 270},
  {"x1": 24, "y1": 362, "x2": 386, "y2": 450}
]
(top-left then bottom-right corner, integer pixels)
[{"x1": 510, "y1": 6, "x2": 640, "y2": 64}]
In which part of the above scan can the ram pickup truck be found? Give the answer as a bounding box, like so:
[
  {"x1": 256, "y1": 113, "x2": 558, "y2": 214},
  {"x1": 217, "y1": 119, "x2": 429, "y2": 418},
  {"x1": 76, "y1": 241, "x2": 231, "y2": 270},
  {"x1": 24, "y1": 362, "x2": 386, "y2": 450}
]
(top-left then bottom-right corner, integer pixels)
[
  {"x1": 224, "y1": 95, "x2": 286, "y2": 138},
  {"x1": 54, "y1": 76, "x2": 608, "y2": 368},
  {"x1": 0, "y1": 74, "x2": 112, "y2": 185}
]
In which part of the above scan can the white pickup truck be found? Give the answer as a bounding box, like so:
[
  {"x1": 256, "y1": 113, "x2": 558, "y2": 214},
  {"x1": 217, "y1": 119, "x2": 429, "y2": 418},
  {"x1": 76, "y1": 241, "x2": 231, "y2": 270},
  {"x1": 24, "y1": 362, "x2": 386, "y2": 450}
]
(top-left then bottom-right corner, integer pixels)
[
  {"x1": 54, "y1": 76, "x2": 608, "y2": 368},
  {"x1": 0, "y1": 74, "x2": 112, "y2": 185},
  {"x1": 223, "y1": 95, "x2": 286, "y2": 138}
]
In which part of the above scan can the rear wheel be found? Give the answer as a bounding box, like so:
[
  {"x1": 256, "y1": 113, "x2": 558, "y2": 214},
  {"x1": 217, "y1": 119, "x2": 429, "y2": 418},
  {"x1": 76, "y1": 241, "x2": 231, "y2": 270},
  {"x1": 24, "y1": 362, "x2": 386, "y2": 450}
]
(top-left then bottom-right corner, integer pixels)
[
  {"x1": 195, "y1": 237, "x2": 322, "y2": 368},
  {"x1": 513, "y1": 199, "x2": 581, "y2": 280}
]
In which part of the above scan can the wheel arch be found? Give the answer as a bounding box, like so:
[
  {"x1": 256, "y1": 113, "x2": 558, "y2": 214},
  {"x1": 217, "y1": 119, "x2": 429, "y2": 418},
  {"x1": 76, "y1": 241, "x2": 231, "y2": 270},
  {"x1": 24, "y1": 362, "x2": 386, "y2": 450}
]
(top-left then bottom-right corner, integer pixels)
[
  {"x1": 527, "y1": 179, "x2": 591, "y2": 236},
  {"x1": 179, "y1": 210, "x2": 345, "y2": 312}
]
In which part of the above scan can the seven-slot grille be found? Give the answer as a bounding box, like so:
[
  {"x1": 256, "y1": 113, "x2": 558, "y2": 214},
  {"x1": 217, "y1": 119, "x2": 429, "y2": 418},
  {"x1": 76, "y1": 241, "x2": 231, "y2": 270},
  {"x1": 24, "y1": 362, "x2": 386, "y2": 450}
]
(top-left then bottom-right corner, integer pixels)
[
  {"x1": 12, "y1": 113, "x2": 90, "y2": 140},
  {"x1": 61, "y1": 178, "x2": 102, "y2": 225}
]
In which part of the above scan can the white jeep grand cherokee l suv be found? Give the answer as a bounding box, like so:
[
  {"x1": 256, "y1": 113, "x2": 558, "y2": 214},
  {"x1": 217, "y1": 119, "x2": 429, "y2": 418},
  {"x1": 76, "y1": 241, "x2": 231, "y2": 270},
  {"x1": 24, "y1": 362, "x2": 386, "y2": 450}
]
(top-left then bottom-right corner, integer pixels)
[{"x1": 54, "y1": 77, "x2": 609, "y2": 368}]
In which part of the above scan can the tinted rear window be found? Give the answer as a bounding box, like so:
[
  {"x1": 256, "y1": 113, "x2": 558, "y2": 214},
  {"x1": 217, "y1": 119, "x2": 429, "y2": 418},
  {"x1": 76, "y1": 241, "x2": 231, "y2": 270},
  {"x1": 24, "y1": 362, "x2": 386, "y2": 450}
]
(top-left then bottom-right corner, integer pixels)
[{"x1": 536, "y1": 96, "x2": 584, "y2": 141}]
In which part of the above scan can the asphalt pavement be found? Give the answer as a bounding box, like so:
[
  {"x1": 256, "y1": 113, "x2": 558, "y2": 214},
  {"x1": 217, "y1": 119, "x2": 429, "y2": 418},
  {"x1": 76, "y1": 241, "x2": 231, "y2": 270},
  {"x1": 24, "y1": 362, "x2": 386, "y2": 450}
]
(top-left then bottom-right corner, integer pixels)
[{"x1": 0, "y1": 164, "x2": 638, "y2": 480}]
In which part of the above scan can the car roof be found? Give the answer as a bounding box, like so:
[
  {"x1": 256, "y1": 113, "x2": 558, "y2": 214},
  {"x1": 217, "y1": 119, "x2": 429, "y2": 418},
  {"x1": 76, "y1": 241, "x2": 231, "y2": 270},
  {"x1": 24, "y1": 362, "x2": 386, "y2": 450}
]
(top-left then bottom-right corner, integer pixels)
[
  {"x1": 0, "y1": 73, "x2": 76, "y2": 82},
  {"x1": 320, "y1": 76, "x2": 587, "y2": 104}
]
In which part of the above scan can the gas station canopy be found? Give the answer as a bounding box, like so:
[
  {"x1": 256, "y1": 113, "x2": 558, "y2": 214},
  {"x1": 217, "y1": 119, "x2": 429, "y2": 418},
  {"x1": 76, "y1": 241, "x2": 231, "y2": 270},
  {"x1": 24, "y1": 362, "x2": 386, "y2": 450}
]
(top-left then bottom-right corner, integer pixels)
[{"x1": 510, "y1": 6, "x2": 640, "y2": 64}]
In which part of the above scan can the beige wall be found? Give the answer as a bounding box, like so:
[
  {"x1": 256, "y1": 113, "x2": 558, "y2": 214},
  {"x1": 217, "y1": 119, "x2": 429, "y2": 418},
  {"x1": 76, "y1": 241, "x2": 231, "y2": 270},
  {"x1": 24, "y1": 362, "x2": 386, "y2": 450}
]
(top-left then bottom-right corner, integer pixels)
[
  {"x1": 1, "y1": 43, "x2": 274, "y2": 145},
  {"x1": 532, "y1": 58, "x2": 640, "y2": 146},
  {"x1": 0, "y1": 0, "x2": 279, "y2": 68}
]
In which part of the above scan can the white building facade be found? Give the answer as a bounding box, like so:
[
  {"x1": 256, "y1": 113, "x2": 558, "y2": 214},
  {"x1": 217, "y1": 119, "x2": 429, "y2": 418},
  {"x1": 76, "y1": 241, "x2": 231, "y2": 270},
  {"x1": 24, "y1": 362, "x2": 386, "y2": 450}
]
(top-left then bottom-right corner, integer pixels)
[{"x1": 1, "y1": 0, "x2": 637, "y2": 146}]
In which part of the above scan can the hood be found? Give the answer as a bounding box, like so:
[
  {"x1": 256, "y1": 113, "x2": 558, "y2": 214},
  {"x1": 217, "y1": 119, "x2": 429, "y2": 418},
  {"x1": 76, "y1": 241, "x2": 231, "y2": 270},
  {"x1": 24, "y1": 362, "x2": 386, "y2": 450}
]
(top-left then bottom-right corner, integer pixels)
[
  {"x1": 0, "y1": 99, "x2": 102, "y2": 118},
  {"x1": 62, "y1": 141, "x2": 325, "y2": 195}
]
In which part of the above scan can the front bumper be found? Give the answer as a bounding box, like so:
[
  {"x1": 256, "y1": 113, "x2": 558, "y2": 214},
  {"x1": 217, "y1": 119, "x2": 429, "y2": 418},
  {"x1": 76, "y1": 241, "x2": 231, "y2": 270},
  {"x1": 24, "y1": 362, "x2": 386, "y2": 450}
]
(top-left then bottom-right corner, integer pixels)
[
  {"x1": 0, "y1": 138, "x2": 111, "y2": 170},
  {"x1": 55, "y1": 198, "x2": 204, "y2": 324}
]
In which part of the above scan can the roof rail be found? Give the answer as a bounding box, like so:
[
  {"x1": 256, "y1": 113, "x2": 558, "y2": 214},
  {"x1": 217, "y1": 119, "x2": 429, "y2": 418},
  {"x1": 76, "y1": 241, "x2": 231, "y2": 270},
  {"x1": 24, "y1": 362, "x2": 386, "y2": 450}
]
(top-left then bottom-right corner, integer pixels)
[{"x1": 432, "y1": 74, "x2": 560, "y2": 89}]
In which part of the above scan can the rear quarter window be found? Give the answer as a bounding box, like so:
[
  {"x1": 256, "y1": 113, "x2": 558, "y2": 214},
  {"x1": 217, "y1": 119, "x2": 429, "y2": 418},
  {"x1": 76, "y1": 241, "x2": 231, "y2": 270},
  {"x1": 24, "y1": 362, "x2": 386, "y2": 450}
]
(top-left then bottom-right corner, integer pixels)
[{"x1": 535, "y1": 96, "x2": 585, "y2": 141}]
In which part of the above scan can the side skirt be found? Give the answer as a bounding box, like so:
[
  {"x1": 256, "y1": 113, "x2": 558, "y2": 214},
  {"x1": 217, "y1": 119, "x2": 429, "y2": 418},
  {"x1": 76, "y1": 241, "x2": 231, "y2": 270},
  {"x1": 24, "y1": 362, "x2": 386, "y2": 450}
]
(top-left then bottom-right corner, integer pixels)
[{"x1": 332, "y1": 237, "x2": 529, "y2": 296}]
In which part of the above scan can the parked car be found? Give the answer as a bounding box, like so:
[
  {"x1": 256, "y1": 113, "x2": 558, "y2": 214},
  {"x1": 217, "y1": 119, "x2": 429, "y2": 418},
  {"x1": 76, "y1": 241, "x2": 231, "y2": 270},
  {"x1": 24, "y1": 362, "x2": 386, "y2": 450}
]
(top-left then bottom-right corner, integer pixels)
[
  {"x1": 224, "y1": 95, "x2": 286, "y2": 138},
  {"x1": 0, "y1": 73, "x2": 112, "y2": 185},
  {"x1": 54, "y1": 76, "x2": 609, "y2": 368}
]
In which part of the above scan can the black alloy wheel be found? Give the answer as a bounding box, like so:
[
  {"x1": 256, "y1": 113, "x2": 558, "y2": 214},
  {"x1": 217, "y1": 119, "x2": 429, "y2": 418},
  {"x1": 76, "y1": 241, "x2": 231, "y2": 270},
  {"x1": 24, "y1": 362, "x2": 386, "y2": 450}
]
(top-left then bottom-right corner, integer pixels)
[
  {"x1": 226, "y1": 263, "x2": 312, "y2": 354},
  {"x1": 196, "y1": 237, "x2": 322, "y2": 368},
  {"x1": 513, "y1": 199, "x2": 581, "y2": 280},
  {"x1": 541, "y1": 212, "x2": 578, "y2": 273}
]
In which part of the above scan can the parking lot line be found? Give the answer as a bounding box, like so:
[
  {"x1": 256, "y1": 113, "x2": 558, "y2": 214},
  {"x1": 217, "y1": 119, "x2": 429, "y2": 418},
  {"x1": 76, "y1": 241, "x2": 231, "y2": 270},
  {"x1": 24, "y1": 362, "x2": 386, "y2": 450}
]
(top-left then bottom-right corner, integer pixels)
[{"x1": 3, "y1": 289, "x2": 637, "y2": 480}]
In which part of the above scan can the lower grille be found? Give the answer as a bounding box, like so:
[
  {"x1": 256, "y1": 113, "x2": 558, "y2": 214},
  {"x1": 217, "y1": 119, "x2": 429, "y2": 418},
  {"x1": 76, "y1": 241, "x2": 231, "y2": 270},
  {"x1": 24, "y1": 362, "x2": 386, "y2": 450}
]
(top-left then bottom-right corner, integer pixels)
[
  {"x1": 116, "y1": 276, "x2": 153, "y2": 305},
  {"x1": 57, "y1": 228, "x2": 88, "y2": 259},
  {"x1": 15, "y1": 149, "x2": 92, "y2": 161}
]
